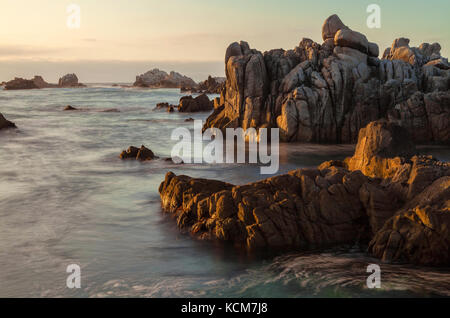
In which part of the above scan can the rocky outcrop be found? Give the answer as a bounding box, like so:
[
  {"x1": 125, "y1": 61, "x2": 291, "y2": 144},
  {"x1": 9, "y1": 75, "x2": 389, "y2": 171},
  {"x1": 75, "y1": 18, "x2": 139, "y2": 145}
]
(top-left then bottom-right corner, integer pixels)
[
  {"x1": 183, "y1": 76, "x2": 226, "y2": 94},
  {"x1": 119, "y1": 145, "x2": 156, "y2": 161},
  {"x1": 203, "y1": 14, "x2": 450, "y2": 144},
  {"x1": 159, "y1": 120, "x2": 450, "y2": 266},
  {"x1": 178, "y1": 94, "x2": 213, "y2": 112},
  {"x1": 134, "y1": 68, "x2": 197, "y2": 88},
  {"x1": 58, "y1": 73, "x2": 85, "y2": 87},
  {"x1": 4, "y1": 75, "x2": 81, "y2": 90},
  {"x1": 32, "y1": 76, "x2": 57, "y2": 88},
  {"x1": 0, "y1": 113, "x2": 16, "y2": 130},
  {"x1": 154, "y1": 102, "x2": 175, "y2": 110},
  {"x1": 4, "y1": 77, "x2": 39, "y2": 90},
  {"x1": 156, "y1": 94, "x2": 214, "y2": 113}
]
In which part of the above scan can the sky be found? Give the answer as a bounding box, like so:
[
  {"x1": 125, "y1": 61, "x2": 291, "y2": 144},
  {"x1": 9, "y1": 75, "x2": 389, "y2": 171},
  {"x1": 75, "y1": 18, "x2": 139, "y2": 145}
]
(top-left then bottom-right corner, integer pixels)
[{"x1": 0, "y1": 0, "x2": 449, "y2": 82}]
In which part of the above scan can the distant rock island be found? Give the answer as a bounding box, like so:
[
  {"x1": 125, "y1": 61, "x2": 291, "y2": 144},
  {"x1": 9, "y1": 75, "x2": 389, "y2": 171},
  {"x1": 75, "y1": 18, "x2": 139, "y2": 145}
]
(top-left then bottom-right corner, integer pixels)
[
  {"x1": 0, "y1": 113, "x2": 16, "y2": 130},
  {"x1": 204, "y1": 14, "x2": 450, "y2": 144},
  {"x1": 3, "y1": 73, "x2": 85, "y2": 90},
  {"x1": 133, "y1": 68, "x2": 197, "y2": 88}
]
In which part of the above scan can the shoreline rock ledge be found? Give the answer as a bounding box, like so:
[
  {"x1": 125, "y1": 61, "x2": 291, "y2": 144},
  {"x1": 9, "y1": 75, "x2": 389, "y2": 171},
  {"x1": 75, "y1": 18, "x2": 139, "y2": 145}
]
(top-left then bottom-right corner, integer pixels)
[
  {"x1": 159, "y1": 120, "x2": 450, "y2": 266},
  {"x1": 203, "y1": 14, "x2": 449, "y2": 144}
]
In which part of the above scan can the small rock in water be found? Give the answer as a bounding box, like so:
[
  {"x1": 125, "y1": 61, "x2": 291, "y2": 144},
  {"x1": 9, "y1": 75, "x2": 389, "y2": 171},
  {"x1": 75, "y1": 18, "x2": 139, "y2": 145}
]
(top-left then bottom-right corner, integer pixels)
[
  {"x1": 119, "y1": 145, "x2": 155, "y2": 161},
  {"x1": 64, "y1": 105, "x2": 78, "y2": 111},
  {"x1": 164, "y1": 157, "x2": 184, "y2": 164},
  {"x1": 185, "y1": 118, "x2": 194, "y2": 122}
]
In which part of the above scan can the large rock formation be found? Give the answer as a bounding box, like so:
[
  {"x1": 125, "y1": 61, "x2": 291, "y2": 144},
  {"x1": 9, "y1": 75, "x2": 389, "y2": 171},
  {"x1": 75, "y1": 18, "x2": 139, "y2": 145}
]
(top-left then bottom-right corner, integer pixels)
[
  {"x1": 203, "y1": 15, "x2": 450, "y2": 144},
  {"x1": 159, "y1": 120, "x2": 450, "y2": 266},
  {"x1": 134, "y1": 68, "x2": 197, "y2": 88},
  {"x1": 58, "y1": 73, "x2": 85, "y2": 87},
  {"x1": 0, "y1": 113, "x2": 16, "y2": 130}
]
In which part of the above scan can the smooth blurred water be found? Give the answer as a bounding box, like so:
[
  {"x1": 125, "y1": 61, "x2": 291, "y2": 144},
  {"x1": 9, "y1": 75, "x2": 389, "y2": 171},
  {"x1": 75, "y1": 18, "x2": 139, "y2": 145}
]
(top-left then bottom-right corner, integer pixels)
[{"x1": 0, "y1": 86, "x2": 449, "y2": 298}]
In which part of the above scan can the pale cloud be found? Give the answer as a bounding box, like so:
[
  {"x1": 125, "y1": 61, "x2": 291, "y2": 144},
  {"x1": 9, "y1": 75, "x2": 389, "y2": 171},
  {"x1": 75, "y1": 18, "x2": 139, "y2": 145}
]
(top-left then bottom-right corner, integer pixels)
[{"x1": 0, "y1": 45, "x2": 65, "y2": 57}]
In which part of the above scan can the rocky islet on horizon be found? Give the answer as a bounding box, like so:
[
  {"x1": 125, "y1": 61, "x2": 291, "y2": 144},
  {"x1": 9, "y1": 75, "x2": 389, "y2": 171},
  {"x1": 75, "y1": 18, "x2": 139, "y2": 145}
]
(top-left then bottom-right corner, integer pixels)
[
  {"x1": 3, "y1": 73, "x2": 85, "y2": 90},
  {"x1": 181, "y1": 75, "x2": 226, "y2": 94},
  {"x1": 155, "y1": 93, "x2": 214, "y2": 113},
  {"x1": 203, "y1": 14, "x2": 449, "y2": 144},
  {"x1": 133, "y1": 68, "x2": 197, "y2": 88}
]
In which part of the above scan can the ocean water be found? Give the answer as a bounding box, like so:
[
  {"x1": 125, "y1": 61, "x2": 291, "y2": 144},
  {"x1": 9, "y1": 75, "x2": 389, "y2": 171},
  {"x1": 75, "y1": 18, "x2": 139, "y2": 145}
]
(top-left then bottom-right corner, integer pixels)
[{"x1": 0, "y1": 86, "x2": 449, "y2": 298}]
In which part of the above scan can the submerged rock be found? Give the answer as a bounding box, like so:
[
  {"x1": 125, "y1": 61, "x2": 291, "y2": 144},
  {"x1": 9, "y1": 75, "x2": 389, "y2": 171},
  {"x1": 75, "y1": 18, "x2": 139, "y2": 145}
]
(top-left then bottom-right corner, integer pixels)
[
  {"x1": 134, "y1": 68, "x2": 196, "y2": 88},
  {"x1": 159, "y1": 120, "x2": 450, "y2": 266},
  {"x1": 64, "y1": 105, "x2": 78, "y2": 111},
  {"x1": 203, "y1": 14, "x2": 450, "y2": 144},
  {"x1": 119, "y1": 145, "x2": 156, "y2": 161},
  {"x1": 0, "y1": 113, "x2": 16, "y2": 130}
]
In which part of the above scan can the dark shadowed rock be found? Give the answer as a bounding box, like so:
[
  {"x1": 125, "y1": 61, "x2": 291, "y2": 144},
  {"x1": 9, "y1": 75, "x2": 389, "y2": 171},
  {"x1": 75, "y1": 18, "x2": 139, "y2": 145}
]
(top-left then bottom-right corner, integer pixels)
[
  {"x1": 192, "y1": 76, "x2": 226, "y2": 94},
  {"x1": 0, "y1": 113, "x2": 16, "y2": 130},
  {"x1": 4, "y1": 78, "x2": 39, "y2": 90}
]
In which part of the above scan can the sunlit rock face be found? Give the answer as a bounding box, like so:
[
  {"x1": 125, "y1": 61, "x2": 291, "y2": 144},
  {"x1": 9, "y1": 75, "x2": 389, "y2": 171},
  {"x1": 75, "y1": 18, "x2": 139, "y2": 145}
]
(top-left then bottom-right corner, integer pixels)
[
  {"x1": 203, "y1": 14, "x2": 450, "y2": 144},
  {"x1": 159, "y1": 120, "x2": 450, "y2": 266}
]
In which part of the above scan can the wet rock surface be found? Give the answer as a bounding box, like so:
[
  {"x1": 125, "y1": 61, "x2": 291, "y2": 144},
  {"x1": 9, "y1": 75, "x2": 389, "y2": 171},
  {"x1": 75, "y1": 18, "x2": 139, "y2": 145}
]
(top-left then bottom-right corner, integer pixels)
[
  {"x1": 203, "y1": 14, "x2": 450, "y2": 144},
  {"x1": 159, "y1": 120, "x2": 450, "y2": 266}
]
